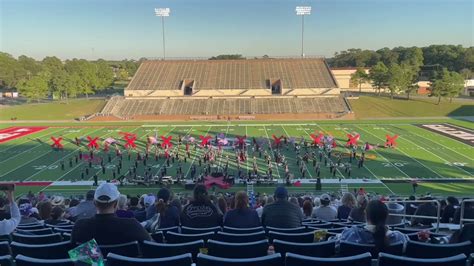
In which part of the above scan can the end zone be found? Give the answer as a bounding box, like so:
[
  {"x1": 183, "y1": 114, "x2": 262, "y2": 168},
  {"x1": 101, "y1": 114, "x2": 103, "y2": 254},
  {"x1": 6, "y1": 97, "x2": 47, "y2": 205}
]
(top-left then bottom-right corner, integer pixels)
[{"x1": 0, "y1": 127, "x2": 48, "y2": 143}]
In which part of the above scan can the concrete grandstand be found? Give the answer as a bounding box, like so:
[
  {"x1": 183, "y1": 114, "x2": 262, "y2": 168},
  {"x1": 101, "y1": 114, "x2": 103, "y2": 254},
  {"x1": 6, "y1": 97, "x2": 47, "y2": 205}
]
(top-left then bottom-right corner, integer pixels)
[{"x1": 98, "y1": 57, "x2": 354, "y2": 120}]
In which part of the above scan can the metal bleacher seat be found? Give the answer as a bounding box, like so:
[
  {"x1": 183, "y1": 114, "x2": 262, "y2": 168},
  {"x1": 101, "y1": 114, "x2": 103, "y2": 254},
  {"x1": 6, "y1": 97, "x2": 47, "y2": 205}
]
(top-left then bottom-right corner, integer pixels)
[
  {"x1": 267, "y1": 231, "x2": 315, "y2": 244},
  {"x1": 181, "y1": 226, "x2": 221, "y2": 234},
  {"x1": 107, "y1": 252, "x2": 193, "y2": 266},
  {"x1": 339, "y1": 240, "x2": 404, "y2": 258},
  {"x1": 196, "y1": 253, "x2": 283, "y2": 266},
  {"x1": 378, "y1": 252, "x2": 467, "y2": 266},
  {"x1": 16, "y1": 228, "x2": 53, "y2": 235},
  {"x1": 166, "y1": 231, "x2": 215, "y2": 244},
  {"x1": 222, "y1": 226, "x2": 264, "y2": 234},
  {"x1": 0, "y1": 241, "x2": 11, "y2": 256},
  {"x1": 213, "y1": 231, "x2": 267, "y2": 243},
  {"x1": 405, "y1": 240, "x2": 473, "y2": 258},
  {"x1": 140, "y1": 240, "x2": 203, "y2": 261},
  {"x1": 285, "y1": 252, "x2": 372, "y2": 266},
  {"x1": 15, "y1": 255, "x2": 74, "y2": 266},
  {"x1": 264, "y1": 226, "x2": 308, "y2": 234},
  {"x1": 99, "y1": 241, "x2": 140, "y2": 257},
  {"x1": 207, "y1": 239, "x2": 269, "y2": 259},
  {"x1": 0, "y1": 255, "x2": 12, "y2": 266},
  {"x1": 12, "y1": 233, "x2": 62, "y2": 244},
  {"x1": 273, "y1": 239, "x2": 336, "y2": 257},
  {"x1": 10, "y1": 241, "x2": 74, "y2": 259}
]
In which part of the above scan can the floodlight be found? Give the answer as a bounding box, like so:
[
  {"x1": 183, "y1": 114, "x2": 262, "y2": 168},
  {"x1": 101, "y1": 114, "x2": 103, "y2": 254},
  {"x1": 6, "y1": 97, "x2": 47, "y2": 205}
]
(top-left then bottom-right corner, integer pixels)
[
  {"x1": 296, "y1": 6, "x2": 311, "y2": 15},
  {"x1": 155, "y1": 8, "x2": 170, "y2": 17}
]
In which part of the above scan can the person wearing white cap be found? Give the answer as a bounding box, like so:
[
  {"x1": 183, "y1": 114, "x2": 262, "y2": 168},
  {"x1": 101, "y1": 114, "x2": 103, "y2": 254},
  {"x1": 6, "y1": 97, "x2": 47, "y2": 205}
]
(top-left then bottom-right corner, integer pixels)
[
  {"x1": 312, "y1": 193, "x2": 337, "y2": 221},
  {"x1": 71, "y1": 183, "x2": 151, "y2": 245}
]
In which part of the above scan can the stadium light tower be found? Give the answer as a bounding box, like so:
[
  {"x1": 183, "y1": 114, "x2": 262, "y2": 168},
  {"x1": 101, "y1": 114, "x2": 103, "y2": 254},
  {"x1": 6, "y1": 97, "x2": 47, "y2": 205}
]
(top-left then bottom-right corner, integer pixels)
[
  {"x1": 295, "y1": 6, "x2": 311, "y2": 58},
  {"x1": 155, "y1": 7, "x2": 170, "y2": 60}
]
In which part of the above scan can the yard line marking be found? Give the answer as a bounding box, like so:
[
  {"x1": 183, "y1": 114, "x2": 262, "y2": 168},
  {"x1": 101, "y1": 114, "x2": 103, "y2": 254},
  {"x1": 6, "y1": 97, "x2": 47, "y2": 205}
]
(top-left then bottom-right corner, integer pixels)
[
  {"x1": 0, "y1": 127, "x2": 66, "y2": 154},
  {"x1": 355, "y1": 125, "x2": 445, "y2": 178},
  {"x1": 389, "y1": 127, "x2": 473, "y2": 177},
  {"x1": 264, "y1": 125, "x2": 281, "y2": 179},
  {"x1": 0, "y1": 128, "x2": 102, "y2": 179},
  {"x1": 23, "y1": 127, "x2": 106, "y2": 182},
  {"x1": 282, "y1": 125, "x2": 315, "y2": 179},
  {"x1": 183, "y1": 126, "x2": 211, "y2": 179},
  {"x1": 245, "y1": 125, "x2": 250, "y2": 172},
  {"x1": 402, "y1": 126, "x2": 473, "y2": 164},
  {"x1": 0, "y1": 128, "x2": 68, "y2": 164}
]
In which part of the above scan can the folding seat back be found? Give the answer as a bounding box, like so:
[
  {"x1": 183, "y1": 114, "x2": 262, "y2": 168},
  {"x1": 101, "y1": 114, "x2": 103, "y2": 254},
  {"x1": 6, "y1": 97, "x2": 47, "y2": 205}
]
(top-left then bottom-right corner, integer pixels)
[
  {"x1": 181, "y1": 226, "x2": 221, "y2": 234},
  {"x1": 340, "y1": 240, "x2": 404, "y2": 257},
  {"x1": 157, "y1": 226, "x2": 179, "y2": 234},
  {"x1": 166, "y1": 231, "x2": 215, "y2": 244},
  {"x1": 302, "y1": 222, "x2": 332, "y2": 228},
  {"x1": 267, "y1": 230, "x2": 315, "y2": 243},
  {"x1": 17, "y1": 228, "x2": 53, "y2": 235},
  {"x1": 106, "y1": 252, "x2": 193, "y2": 266},
  {"x1": 405, "y1": 240, "x2": 472, "y2": 258},
  {"x1": 196, "y1": 253, "x2": 283, "y2": 266},
  {"x1": 53, "y1": 228, "x2": 72, "y2": 234},
  {"x1": 150, "y1": 231, "x2": 164, "y2": 243},
  {"x1": 214, "y1": 231, "x2": 266, "y2": 243},
  {"x1": 0, "y1": 235, "x2": 11, "y2": 243},
  {"x1": 12, "y1": 233, "x2": 62, "y2": 244},
  {"x1": 10, "y1": 241, "x2": 74, "y2": 259},
  {"x1": 141, "y1": 240, "x2": 204, "y2": 261},
  {"x1": 99, "y1": 241, "x2": 139, "y2": 257},
  {"x1": 379, "y1": 252, "x2": 467, "y2": 266},
  {"x1": 0, "y1": 255, "x2": 12, "y2": 266},
  {"x1": 16, "y1": 224, "x2": 44, "y2": 231},
  {"x1": 265, "y1": 226, "x2": 308, "y2": 234},
  {"x1": 222, "y1": 226, "x2": 264, "y2": 234},
  {"x1": 273, "y1": 239, "x2": 336, "y2": 257},
  {"x1": 0, "y1": 241, "x2": 10, "y2": 256},
  {"x1": 285, "y1": 252, "x2": 372, "y2": 266},
  {"x1": 394, "y1": 227, "x2": 435, "y2": 234},
  {"x1": 207, "y1": 239, "x2": 269, "y2": 258},
  {"x1": 15, "y1": 255, "x2": 74, "y2": 266}
]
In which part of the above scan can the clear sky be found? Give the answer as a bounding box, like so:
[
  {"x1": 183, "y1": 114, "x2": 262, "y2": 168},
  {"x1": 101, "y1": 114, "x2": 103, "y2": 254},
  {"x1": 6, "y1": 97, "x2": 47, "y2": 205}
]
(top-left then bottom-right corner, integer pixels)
[{"x1": 1, "y1": 0, "x2": 472, "y2": 60}]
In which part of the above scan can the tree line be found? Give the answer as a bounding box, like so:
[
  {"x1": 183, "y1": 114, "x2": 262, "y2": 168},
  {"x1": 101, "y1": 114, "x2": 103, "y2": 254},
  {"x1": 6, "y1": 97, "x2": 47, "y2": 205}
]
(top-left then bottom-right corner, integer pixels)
[{"x1": 0, "y1": 52, "x2": 141, "y2": 102}]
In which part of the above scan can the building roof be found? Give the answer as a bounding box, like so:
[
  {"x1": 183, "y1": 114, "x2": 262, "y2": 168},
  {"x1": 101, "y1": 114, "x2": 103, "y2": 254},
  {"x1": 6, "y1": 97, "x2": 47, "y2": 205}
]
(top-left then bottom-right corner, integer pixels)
[{"x1": 126, "y1": 58, "x2": 338, "y2": 91}]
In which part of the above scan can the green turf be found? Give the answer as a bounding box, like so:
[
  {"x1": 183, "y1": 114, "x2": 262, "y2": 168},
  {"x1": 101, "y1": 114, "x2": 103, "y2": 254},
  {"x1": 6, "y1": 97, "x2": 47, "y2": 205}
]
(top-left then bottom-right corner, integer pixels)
[
  {"x1": 1, "y1": 121, "x2": 473, "y2": 198},
  {"x1": 349, "y1": 95, "x2": 474, "y2": 119},
  {"x1": 0, "y1": 99, "x2": 106, "y2": 120}
]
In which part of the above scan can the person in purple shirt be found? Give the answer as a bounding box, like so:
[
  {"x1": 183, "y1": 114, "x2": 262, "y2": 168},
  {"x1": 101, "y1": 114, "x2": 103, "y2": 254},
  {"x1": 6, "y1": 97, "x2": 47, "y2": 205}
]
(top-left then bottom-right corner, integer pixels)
[
  {"x1": 115, "y1": 195, "x2": 134, "y2": 218},
  {"x1": 224, "y1": 191, "x2": 260, "y2": 228}
]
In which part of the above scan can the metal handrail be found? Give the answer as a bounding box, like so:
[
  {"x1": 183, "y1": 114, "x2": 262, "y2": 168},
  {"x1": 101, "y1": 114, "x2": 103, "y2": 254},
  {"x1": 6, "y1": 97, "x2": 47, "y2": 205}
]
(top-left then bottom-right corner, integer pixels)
[
  {"x1": 384, "y1": 200, "x2": 441, "y2": 233},
  {"x1": 459, "y1": 199, "x2": 474, "y2": 227}
]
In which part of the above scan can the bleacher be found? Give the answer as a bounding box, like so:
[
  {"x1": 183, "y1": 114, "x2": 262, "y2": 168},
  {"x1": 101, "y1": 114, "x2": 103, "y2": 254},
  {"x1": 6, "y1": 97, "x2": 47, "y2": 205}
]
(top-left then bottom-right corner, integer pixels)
[
  {"x1": 1, "y1": 220, "x2": 473, "y2": 266},
  {"x1": 100, "y1": 96, "x2": 350, "y2": 118}
]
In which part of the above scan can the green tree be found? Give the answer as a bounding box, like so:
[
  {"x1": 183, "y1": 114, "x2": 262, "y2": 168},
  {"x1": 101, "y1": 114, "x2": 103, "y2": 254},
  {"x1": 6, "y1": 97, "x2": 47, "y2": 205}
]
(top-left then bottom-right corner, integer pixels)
[
  {"x1": 0, "y1": 52, "x2": 22, "y2": 88},
  {"x1": 387, "y1": 63, "x2": 414, "y2": 99},
  {"x1": 429, "y1": 69, "x2": 464, "y2": 104},
  {"x1": 50, "y1": 70, "x2": 83, "y2": 102},
  {"x1": 95, "y1": 60, "x2": 114, "y2": 90},
  {"x1": 17, "y1": 55, "x2": 43, "y2": 80},
  {"x1": 369, "y1": 62, "x2": 389, "y2": 95},
  {"x1": 65, "y1": 59, "x2": 97, "y2": 98},
  {"x1": 350, "y1": 68, "x2": 369, "y2": 92},
  {"x1": 42, "y1": 56, "x2": 64, "y2": 74},
  {"x1": 460, "y1": 68, "x2": 473, "y2": 79},
  {"x1": 209, "y1": 54, "x2": 245, "y2": 60},
  {"x1": 117, "y1": 69, "x2": 129, "y2": 81},
  {"x1": 16, "y1": 71, "x2": 50, "y2": 102}
]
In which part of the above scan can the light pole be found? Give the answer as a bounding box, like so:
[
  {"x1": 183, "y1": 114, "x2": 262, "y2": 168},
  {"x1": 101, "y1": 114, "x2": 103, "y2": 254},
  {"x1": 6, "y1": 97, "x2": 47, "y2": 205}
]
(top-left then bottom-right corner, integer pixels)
[
  {"x1": 295, "y1": 6, "x2": 311, "y2": 58},
  {"x1": 155, "y1": 7, "x2": 170, "y2": 60}
]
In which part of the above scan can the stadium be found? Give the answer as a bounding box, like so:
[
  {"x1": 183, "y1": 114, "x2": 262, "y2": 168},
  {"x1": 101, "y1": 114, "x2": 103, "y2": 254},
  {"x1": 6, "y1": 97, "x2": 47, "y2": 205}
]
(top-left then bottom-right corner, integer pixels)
[{"x1": 1, "y1": 0, "x2": 474, "y2": 265}]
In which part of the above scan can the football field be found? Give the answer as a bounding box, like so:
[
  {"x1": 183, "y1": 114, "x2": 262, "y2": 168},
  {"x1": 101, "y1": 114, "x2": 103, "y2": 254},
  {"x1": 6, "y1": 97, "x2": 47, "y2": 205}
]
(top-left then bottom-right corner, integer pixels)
[{"x1": 0, "y1": 119, "x2": 473, "y2": 198}]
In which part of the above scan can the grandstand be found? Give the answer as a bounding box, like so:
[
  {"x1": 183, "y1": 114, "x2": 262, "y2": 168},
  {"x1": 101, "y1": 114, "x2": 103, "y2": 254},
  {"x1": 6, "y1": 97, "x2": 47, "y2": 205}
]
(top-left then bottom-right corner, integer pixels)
[{"x1": 98, "y1": 57, "x2": 354, "y2": 120}]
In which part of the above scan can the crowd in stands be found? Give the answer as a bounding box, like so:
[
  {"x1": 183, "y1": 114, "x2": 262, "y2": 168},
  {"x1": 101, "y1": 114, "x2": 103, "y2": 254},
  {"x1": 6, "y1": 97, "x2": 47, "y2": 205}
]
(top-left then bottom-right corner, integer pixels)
[{"x1": 0, "y1": 184, "x2": 474, "y2": 264}]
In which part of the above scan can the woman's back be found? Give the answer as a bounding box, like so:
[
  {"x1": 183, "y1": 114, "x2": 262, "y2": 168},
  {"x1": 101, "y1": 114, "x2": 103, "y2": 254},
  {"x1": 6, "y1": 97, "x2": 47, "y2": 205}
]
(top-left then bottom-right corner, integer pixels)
[{"x1": 224, "y1": 208, "x2": 260, "y2": 228}]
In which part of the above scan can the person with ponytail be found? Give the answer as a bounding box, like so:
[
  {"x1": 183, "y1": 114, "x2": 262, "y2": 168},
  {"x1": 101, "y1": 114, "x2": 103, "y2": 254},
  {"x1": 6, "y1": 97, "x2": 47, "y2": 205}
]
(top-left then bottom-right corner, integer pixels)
[
  {"x1": 336, "y1": 200, "x2": 408, "y2": 252},
  {"x1": 143, "y1": 188, "x2": 179, "y2": 232}
]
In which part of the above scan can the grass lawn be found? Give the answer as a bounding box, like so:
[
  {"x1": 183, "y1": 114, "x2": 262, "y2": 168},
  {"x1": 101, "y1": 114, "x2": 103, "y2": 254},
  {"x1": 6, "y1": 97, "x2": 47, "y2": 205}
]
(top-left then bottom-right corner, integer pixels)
[
  {"x1": 349, "y1": 95, "x2": 474, "y2": 119},
  {"x1": 0, "y1": 99, "x2": 106, "y2": 120}
]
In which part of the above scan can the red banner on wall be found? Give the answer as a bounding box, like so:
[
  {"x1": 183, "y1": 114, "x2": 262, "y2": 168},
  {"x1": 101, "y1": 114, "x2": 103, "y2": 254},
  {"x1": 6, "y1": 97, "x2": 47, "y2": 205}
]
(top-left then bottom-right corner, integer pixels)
[{"x1": 0, "y1": 127, "x2": 48, "y2": 143}]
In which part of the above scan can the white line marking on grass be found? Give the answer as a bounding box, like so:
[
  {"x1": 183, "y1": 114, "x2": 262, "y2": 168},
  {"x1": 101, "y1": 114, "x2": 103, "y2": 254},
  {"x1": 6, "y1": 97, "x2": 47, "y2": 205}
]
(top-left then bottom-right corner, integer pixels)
[
  {"x1": 388, "y1": 127, "x2": 473, "y2": 177},
  {"x1": 355, "y1": 125, "x2": 445, "y2": 179},
  {"x1": 183, "y1": 126, "x2": 211, "y2": 179},
  {"x1": 0, "y1": 128, "x2": 102, "y2": 179},
  {"x1": 283, "y1": 125, "x2": 314, "y2": 179},
  {"x1": 22, "y1": 127, "x2": 105, "y2": 182},
  {"x1": 264, "y1": 125, "x2": 281, "y2": 179}
]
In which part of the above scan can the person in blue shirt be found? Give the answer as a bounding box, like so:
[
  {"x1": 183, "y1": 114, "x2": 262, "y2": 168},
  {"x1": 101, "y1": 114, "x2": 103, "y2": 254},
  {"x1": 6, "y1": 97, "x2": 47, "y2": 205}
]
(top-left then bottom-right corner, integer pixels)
[
  {"x1": 224, "y1": 191, "x2": 260, "y2": 228},
  {"x1": 336, "y1": 200, "x2": 408, "y2": 253}
]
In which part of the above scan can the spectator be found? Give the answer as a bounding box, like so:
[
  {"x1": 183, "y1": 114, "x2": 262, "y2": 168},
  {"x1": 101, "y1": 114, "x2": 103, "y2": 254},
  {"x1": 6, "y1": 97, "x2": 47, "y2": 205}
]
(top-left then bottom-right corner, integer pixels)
[
  {"x1": 224, "y1": 191, "x2": 260, "y2": 228},
  {"x1": 144, "y1": 194, "x2": 157, "y2": 220},
  {"x1": 128, "y1": 197, "x2": 140, "y2": 211},
  {"x1": 255, "y1": 196, "x2": 267, "y2": 218},
  {"x1": 449, "y1": 223, "x2": 474, "y2": 245},
  {"x1": 38, "y1": 201, "x2": 52, "y2": 220},
  {"x1": 302, "y1": 199, "x2": 313, "y2": 219},
  {"x1": 405, "y1": 195, "x2": 417, "y2": 216},
  {"x1": 337, "y1": 193, "x2": 356, "y2": 220},
  {"x1": 0, "y1": 189, "x2": 20, "y2": 235},
  {"x1": 349, "y1": 194, "x2": 368, "y2": 223},
  {"x1": 338, "y1": 200, "x2": 408, "y2": 252},
  {"x1": 181, "y1": 184, "x2": 222, "y2": 228},
  {"x1": 289, "y1": 197, "x2": 299, "y2": 206},
  {"x1": 45, "y1": 206, "x2": 67, "y2": 225},
  {"x1": 441, "y1": 196, "x2": 459, "y2": 223},
  {"x1": 18, "y1": 200, "x2": 38, "y2": 224},
  {"x1": 411, "y1": 197, "x2": 437, "y2": 226},
  {"x1": 386, "y1": 200, "x2": 404, "y2": 225},
  {"x1": 218, "y1": 197, "x2": 228, "y2": 215},
  {"x1": 170, "y1": 198, "x2": 182, "y2": 213},
  {"x1": 454, "y1": 201, "x2": 474, "y2": 224},
  {"x1": 116, "y1": 195, "x2": 134, "y2": 218},
  {"x1": 0, "y1": 196, "x2": 11, "y2": 220},
  {"x1": 71, "y1": 183, "x2": 151, "y2": 245},
  {"x1": 69, "y1": 190, "x2": 96, "y2": 221},
  {"x1": 261, "y1": 187, "x2": 303, "y2": 228},
  {"x1": 313, "y1": 194, "x2": 337, "y2": 221}
]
